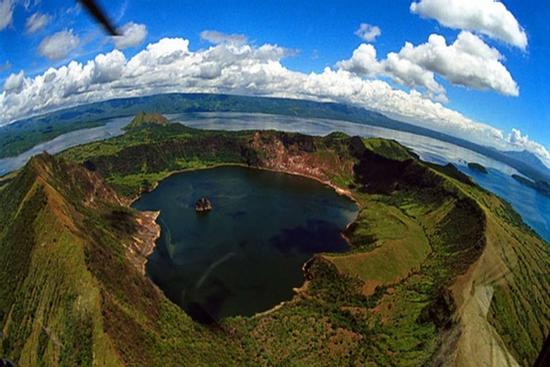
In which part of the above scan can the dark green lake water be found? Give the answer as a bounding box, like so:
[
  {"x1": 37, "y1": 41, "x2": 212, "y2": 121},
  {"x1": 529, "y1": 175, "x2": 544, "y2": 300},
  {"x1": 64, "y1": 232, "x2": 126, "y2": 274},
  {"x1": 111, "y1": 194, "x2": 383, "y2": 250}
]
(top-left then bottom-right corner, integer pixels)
[{"x1": 132, "y1": 166, "x2": 358, "y2": 322}]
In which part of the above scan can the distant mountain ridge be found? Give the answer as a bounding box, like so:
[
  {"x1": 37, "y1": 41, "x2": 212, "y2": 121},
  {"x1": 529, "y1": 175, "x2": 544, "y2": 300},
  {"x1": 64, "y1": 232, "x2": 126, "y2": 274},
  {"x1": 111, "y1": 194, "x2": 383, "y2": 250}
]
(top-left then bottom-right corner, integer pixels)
[
  {"x1": 1, "y1": 93, "x2": 549, "y2": 183},
  {"x1": 501, "y1": 149, "x2": 550, "y2": 174}
]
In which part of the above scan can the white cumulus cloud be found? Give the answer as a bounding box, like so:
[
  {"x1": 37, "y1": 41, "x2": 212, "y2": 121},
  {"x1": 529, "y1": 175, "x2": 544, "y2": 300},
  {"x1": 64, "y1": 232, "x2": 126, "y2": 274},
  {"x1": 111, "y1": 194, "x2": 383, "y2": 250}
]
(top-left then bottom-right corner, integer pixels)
[
  {"x1": 0, "y1": 37, "x2": 547, "y2": 166},
  {"x1": 113, "y1": 22, "x2": 148, "y2": 49},
  {"x1": 337, "y1": 44, "x2": 382, "y2": 77},
  {"x1": 338, "y1": 31, "x2": 518, "y2": 99},
  {"x1": 26, "y1": 12, "x2": 50, "y2": 33},
  {"x1": 354, "y1": 23, "x2": 381, "y2": 42},
  {"x1": 38, "y1": 29, "x2": 80, "y2": 60},
  {"x1": 410, "y1": 0, "x2": 527, "y2": 49}
]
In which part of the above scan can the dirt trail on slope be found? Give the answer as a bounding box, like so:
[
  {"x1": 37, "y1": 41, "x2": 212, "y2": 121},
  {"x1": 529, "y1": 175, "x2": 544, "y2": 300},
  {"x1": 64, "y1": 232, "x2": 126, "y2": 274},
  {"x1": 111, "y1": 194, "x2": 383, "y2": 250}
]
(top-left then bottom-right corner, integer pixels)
[{"x1": 444, "y1": 214, "x2": 520, "y2": 367}]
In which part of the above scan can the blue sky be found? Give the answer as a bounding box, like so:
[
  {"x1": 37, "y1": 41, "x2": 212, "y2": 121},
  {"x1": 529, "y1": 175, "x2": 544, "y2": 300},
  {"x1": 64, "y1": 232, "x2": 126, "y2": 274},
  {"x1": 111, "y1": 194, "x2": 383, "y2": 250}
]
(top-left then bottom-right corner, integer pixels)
[{"x1": 0, "y1": 0, "x2": 549, "y2": 163}]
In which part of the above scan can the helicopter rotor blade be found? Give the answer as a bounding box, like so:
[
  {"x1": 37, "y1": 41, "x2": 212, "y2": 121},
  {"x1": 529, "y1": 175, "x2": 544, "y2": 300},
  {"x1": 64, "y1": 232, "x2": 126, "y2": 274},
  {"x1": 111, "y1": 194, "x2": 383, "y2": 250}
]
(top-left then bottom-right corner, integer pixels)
[{"x1": 78, "y1": 0, "x2": 120, "y2": 36}]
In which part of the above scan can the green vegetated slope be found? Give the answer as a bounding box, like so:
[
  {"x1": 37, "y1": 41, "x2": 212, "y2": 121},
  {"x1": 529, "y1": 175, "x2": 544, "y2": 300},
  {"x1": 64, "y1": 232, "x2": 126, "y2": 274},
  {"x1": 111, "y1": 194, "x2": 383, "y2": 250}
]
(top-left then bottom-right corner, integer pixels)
[
  {"x1": 1, "y1": 118, "x2": 548, "y2": 366},
  {"x1": 0, "y1": 154, "x2": 242, "y2": 366}
]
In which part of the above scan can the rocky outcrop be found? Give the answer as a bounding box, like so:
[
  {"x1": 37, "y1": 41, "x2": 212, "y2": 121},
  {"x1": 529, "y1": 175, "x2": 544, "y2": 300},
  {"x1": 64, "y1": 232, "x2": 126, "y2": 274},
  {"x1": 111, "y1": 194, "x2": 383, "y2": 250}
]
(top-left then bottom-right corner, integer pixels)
[
  {"x1": 126, "y1": 211, "x2": 161, "y2": 275},
  {"x1": 248, "y1": 131, "x2": 353, "y2": 184},
  {"x1": 195, "y1": 197, "x2": 212, "y2": 213}
]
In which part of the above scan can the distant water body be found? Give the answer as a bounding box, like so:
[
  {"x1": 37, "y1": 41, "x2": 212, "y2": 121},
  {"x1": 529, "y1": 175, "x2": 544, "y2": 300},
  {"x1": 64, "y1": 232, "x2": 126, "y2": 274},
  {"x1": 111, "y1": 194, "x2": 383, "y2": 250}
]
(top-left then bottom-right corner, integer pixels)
[
  {"x1": 1, "y1": 112, "x2": 548, "y2": 243},
  {"x1": 0, "y1": 117, "x2": 131, "y2": 176}
]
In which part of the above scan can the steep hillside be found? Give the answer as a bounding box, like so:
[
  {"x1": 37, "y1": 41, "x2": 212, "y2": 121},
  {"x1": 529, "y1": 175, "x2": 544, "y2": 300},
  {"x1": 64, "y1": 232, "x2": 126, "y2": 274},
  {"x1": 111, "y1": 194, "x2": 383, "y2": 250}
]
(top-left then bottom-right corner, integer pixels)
[
  {"x1": 0, "y1": 154, "x2": 241, "y2": 366},
  {"x1": 1, "y1": 122, "x2": 548, "y2": 366}
]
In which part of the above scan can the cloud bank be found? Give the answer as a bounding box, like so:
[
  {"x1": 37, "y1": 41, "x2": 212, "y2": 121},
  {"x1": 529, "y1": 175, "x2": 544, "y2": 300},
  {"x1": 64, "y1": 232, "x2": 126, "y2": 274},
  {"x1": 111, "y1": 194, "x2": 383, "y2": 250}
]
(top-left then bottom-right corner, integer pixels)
[
  {"x1": 0, "y1": 37, "x2": 548, "y2": 166},
  {"x1": 338, "y1": 31, "x2": 518, "y2": 100},
  {"x1": 410, "y1": 0, "x2": 528, "y2": 49}
]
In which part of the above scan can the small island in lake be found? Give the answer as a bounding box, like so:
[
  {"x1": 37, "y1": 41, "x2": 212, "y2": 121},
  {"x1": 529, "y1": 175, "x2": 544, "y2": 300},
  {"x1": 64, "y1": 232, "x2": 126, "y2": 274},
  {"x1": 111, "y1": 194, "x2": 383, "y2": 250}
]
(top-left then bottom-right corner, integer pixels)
[
  {"x1": 468, "y1": 162, "x2": 488, "y2": 174},
  {"x1": 512, "y1": 174, "x2": 550, "y2": 196},
  {"x1": 195, "y1": 197, "x2": 213, "y2": 213}
]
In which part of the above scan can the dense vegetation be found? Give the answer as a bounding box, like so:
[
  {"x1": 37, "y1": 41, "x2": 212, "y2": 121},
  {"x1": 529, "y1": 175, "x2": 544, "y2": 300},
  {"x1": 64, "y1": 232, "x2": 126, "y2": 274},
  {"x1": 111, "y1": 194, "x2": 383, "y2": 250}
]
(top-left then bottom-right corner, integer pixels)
[{"x1": 0, "y1": 118, "x2": 548, "y2": 366}]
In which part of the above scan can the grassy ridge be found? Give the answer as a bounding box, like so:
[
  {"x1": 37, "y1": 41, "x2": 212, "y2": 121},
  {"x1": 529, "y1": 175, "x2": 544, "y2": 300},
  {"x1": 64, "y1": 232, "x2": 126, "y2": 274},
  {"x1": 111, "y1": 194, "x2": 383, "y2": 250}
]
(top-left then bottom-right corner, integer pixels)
[
  {"x1": 0, "y1": 156, "x2": 121, "y2": 365},
  {"x1": 1, "y1": 122, "x2": 548, "y2": 365},
  {"x1": 449, "y1": 175, "x2": 550, "y2": 365},
  {"x1": 328, "y1": 198, "x2": 431, "y2": 295}
]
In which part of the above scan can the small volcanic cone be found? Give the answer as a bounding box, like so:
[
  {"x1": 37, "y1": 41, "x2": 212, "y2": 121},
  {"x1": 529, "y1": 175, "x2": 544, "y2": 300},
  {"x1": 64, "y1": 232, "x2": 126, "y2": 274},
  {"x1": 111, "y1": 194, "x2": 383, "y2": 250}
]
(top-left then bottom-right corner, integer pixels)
[{"x1": 195, "y1": 197, "x2": 213, "y2": 213}]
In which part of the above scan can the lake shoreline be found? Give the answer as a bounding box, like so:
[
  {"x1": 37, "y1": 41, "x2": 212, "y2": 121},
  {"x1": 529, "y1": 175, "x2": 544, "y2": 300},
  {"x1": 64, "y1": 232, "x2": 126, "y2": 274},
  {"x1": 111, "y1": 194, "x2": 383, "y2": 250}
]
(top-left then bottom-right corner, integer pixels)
[
  {"x1": 130, "y1": 210, "x2": 161, "y2": 276},
  {"x1": 3, "y1": 113, "x2": 548, "y2": 244},
  {"x1": 129, "y1": 163, "x2": 359, "y2": 205},
  {"x1": 130, "y1": 164, "x2": 360, "y2": 320}
]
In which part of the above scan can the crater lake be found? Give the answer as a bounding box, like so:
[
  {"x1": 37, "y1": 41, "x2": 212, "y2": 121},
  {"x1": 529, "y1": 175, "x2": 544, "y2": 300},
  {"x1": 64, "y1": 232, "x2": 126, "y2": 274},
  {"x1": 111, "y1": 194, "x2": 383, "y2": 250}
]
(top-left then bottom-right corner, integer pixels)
[{"x1": 132, "y1": 166, "x2": 358, "y2": 322}]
